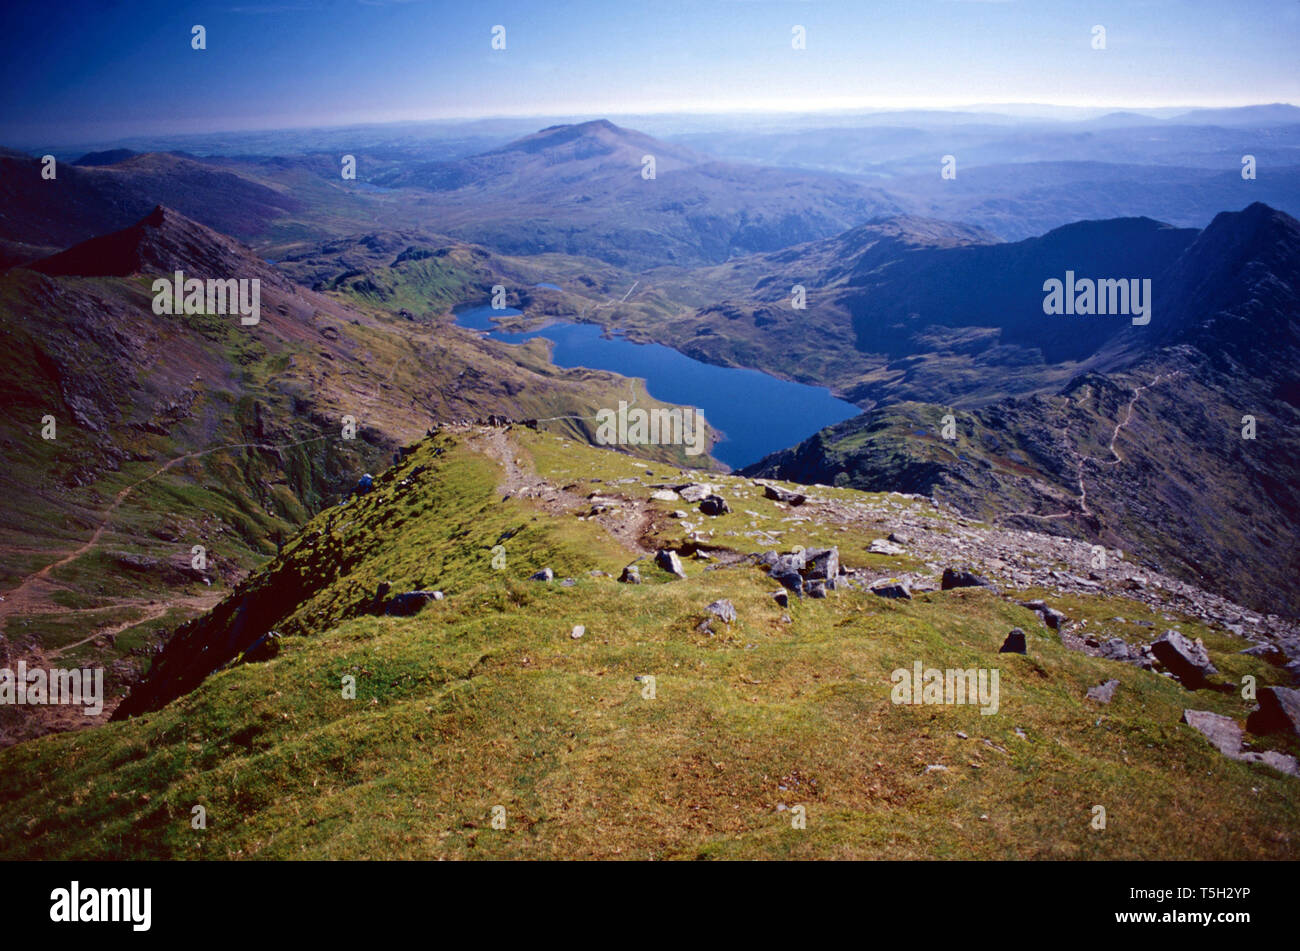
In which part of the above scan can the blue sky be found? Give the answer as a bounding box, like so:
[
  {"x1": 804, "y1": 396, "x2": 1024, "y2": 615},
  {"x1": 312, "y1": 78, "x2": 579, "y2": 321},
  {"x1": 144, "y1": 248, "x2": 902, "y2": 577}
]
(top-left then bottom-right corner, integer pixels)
[{"x1": 3, "y1": 0, "x2": 1298, "y2": 144}]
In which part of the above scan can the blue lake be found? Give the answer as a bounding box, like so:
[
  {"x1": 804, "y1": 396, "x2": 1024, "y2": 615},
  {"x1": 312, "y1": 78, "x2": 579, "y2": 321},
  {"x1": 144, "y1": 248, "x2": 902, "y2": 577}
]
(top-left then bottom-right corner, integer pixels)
[{"x1": 455, "y1": 304, "x2": 860, "y2": 469}]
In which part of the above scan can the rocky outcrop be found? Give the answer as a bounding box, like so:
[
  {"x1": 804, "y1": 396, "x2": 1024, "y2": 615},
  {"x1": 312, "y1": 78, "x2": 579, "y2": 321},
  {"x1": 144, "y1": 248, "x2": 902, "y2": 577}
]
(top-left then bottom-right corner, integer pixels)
[{"x1": 755, "y1": 546, "x2": 845, "y2": 598}]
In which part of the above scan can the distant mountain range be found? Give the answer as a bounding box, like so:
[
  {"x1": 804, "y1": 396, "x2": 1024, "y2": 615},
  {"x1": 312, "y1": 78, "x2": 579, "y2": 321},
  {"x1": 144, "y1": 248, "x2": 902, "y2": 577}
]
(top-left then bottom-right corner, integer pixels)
[{"x1": 743, "y1": 203, "x2": 1300, "y2": 618}]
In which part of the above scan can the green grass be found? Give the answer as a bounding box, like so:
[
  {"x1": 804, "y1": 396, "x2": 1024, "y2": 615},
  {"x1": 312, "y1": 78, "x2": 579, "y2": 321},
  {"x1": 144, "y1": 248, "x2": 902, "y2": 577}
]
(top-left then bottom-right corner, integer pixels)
[{"x1": 1, "y1": 429, "x2": 1296, "y2": 860}]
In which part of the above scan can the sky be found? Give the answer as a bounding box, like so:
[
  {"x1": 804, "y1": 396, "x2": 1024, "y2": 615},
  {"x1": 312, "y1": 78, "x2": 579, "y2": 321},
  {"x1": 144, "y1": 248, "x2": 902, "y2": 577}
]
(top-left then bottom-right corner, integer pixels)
[{"x1": 2, "y1": 0, "x2": 1298, "y2": 145}]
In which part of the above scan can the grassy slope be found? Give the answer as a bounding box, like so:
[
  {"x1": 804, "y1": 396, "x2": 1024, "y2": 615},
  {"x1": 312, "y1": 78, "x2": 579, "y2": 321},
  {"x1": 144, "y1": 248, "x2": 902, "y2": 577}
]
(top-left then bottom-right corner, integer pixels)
[{"x1": 1, "y1": 429, "x2": 1295, "y2": 860}]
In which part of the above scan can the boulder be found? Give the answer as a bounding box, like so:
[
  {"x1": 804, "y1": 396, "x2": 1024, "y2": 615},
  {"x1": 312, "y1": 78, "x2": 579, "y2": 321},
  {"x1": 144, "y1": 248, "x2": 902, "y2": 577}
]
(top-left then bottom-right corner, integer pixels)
[
  {"x1": 806, "y1": 580, "x2": 828, "y2": 599},
  {"x1": 761, "y1": 483, "x2": 806, "y2": 506},
  {"x1": 619, "y1": 564, "x2": 642, "y2": 584},
  {"x1": 699, "y1": 495, "x2": 731, "y2": 516},
  {"x1": 1086, "y1": 679, "x2": 1120, "y2": 704},
  {"x1": 355, "y1": 473, "x2": 374, "y2": 496},
  {"x1": 1238, "y1": 643, "x2": 1286, "y2": 665},
  {"x1": 870, "y1": 581, "x2": 912, "y2": 600},
  {"x1": 772, "y1": 590, "x2": 789, "y2": 608},
  {"x1": 529, "y1": 567, "x2": 555, "y2": 582},
  {"x1": 570, "y1": 625, "x2": 585, "y2": 640},
  {"x1": 1182, "y1": 709, "x2": 1245, "y2": 757},
  {"x1": 655, "y1": 549, "x2": 687, "y2": 579},
  {"x1": 678, "y1": 483, "x2": 714, "y2": 503},
  {"x1": 1182, "y1": 709, "x2": 1300, "y2": 776},
  {"x1": 999, "y1": 628, "x2": 1027, "y2": 654},
  {"x1": 1018, "y1": 599, "x2": 1067, "y2": 630},
  {"x1": 650, "y1": 489, "x2": 679, "y2": 502},
  {"x1": 941, "y1": 568, "x2": 996, "y2": 591},
  {"x1": 242, "y1": 630, "x2": 281, "y2": 663},
  {"x1": 1152, "y1": 630, "x2": 1218, "y2": 688},
  {"x1": 1246, "y1": 686, "x2": 1300, "y2": 739},
  {"x1": 803, "y1": 547, "x2": 839, "y2": 580},
  {"x1": 384, "y1": 590, "x2": 443, "y2": 616},
  {"x1": 772, "y1": 568, "x2": 803, "y2": 596},
  {"x1": 706, "y1": 600, "x2": 737, "y2": 624}
]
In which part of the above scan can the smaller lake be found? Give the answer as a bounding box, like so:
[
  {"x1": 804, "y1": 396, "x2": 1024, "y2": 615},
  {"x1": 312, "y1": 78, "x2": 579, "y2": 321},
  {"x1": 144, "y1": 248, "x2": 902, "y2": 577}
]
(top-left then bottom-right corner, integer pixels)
[{"x1": 455, "y1": 305, "x2": 860, "y2": 469}]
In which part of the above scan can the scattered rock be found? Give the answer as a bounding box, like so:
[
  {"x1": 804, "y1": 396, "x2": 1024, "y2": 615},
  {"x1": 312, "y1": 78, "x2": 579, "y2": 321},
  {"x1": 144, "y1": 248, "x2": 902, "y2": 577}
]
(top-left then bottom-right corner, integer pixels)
[
  {"x1": 761, "y1": 483, "x2": 806, "y2": 506},
  {"x1": 999, "y1": 628, "x2": 1027, "y2": 654},
  {"x1": 655, "y1": 549, "x2": 687, "y2": 579},
  {"x1": 1238, "y1": 643, "x2": 1286, "y2": 664},
  {"x1": 1019, "y1": 599, "x2": 1067, "y2": 630},
  {"x1": 1182, "y1": 710, "x2": 1241, "y2": 756},
  {"x1": 868, "y1": 539, "x2": 905, "y2": 556},
  {"x1": 1151, "y1": 630, "x2": 1218, "y2": 688},
  {"x1": 529, "y1": 567, "x2": 555, "y2": 582},
  {"x1": 699, "y1": 495, "x2": 731, "y2": 516},
  {"x1": 941, "y1": 568, "x2": 997, "y2": 591},
  {"x1": 772, "y1": 589, "x2": 789, "y2": 608},
  {"x1": 570, "y1": 625, "x2": 585, "y2": 639},
  {"x1": 1182, "y1": 709, "x2": 1300, "y2": 776},
  {"x1": 677, "y1": 483, "x2": 714, "y2": 503},
  {"x1": 806, "y1": 580, "x2": 828, "y2": 599},
  {"x1": 771, "y1": 568, "x2": 803, "y2": 596},
  {"x1": 650, "y1": 489, "x2": 679, "y2": 502},
  {"x1": 706, "y1": 599, "x2": 737, "y2": 624},
  {"x1": 242, "y1": 630, "x2": 281, "y2": 662},
  {"x1": 383, "y1": 590, "x2": 443, "y2": 616},
  {"x1": 1086, "y1": 679, "x2": 1120, "y2": 704},
  {"x1": 619, "y1": 564, "x2": 642, "y2": 584},
  {"x1": 803, "y1": 547, "x2": 839, "y2": 580},
  {"x1": 1246, "y1": 686, "x2": 1300, "y2": 739},
  {"x1": 870, "y1": 581, "x2": 912, "y2": 600}
]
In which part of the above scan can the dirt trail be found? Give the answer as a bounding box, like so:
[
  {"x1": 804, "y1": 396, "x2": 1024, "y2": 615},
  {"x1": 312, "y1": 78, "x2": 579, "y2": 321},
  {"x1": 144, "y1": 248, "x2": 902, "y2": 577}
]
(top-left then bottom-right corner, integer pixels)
[
  {"x1": 0, "y1": 435, "x2": 326, "y2": 625},
  {"x1": 44, "y1": 591, "x2": 223, "y2": 659},
  {"x1": 465, "y1": 425, "x2": 654, "y2": 556},
  {"x1": 996, "y1": 372, "x2": 1179, "y2": 525}
]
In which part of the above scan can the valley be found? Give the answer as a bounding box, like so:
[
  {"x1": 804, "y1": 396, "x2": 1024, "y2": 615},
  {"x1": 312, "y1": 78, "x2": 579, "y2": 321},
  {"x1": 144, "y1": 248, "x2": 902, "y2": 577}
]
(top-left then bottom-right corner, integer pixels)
[{"x1": 0, "y1": 103, "x2": 1297, "y2": 863}]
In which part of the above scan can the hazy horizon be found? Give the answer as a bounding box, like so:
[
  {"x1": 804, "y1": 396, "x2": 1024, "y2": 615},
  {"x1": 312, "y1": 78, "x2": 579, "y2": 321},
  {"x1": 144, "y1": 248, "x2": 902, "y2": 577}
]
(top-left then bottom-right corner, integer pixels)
[{"x1": 4, "y1": 0, "x2": 1298, "y2": 146}]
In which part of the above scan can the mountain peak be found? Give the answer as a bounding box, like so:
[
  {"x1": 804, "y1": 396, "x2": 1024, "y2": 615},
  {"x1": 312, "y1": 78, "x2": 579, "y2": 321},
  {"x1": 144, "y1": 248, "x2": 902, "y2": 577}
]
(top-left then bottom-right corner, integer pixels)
[
  {"x1": 26, "y1": 204, "x2": 267, "y2": 279},
  {"x1": 487, "y1": 118, "x2": 699, "y2": 168}
]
